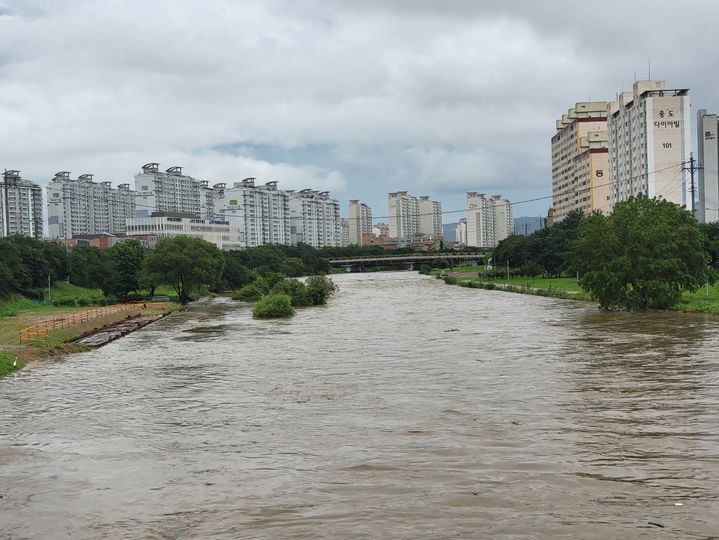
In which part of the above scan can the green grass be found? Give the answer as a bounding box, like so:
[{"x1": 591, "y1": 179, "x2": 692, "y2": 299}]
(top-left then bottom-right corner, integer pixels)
[
  {"x1": 674, "y1": 283, "x2": 719, "y2": 312},
  {"x1": 0, "y1": 351, "x2": 24, "y2": 377},
  {"x1": 0, "y1": 282, "x2": 105, "y2": 318}
]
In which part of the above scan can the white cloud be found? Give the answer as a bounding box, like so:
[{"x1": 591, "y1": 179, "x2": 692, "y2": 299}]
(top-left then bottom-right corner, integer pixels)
[{"x1": 1, "y1": 0, "x2": 718, "y2": 219}]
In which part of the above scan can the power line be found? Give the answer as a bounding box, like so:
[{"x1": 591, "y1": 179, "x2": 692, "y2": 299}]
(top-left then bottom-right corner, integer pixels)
[{"x1": 125, "y1": 159, "x2": 688, "y2": 223}]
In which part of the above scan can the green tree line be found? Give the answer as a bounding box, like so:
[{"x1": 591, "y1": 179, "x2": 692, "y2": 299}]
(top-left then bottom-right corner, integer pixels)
[{"x1": 492, "y1": 196, "x2": 719, "y2": 310}]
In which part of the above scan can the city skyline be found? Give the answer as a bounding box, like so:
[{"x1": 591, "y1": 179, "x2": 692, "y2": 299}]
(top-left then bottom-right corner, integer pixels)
[{"x1": 2, "y1": 1, "x2": 719, "y2": 220}]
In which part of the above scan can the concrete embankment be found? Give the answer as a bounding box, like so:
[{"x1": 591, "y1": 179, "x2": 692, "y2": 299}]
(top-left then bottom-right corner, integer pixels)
[{"x1": 75, "y1": 314, "x2": 167, "y2": 347}]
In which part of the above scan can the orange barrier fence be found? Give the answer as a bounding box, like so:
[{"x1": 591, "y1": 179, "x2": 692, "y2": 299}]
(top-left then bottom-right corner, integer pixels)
[{"x1": 19, "y1": 304, "x2": 149, "y2": 345}]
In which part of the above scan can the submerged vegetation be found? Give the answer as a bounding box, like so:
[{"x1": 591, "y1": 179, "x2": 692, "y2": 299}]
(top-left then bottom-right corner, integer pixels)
[{"x1": 235, "y1": 274, "x2": 339, "y2": 318}]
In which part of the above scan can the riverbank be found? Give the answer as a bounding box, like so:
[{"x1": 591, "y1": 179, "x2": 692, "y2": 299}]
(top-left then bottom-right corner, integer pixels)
[
  {"x1": 0, "y1": 301, "x2": 179, "y2": 376},
  {"x1": 437, "y1": 267, "x2": 719, "y2": 313}
]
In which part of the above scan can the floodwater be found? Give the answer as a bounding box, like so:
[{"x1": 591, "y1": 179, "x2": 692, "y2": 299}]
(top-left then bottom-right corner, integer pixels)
[{"x1": 1, "y1": 272, "x2": 718, "y2": 539}]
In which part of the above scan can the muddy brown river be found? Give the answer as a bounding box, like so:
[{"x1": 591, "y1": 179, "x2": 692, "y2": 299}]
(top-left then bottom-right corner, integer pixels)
[{"x1": 1, "y1": 272, "x2": 718, "y2": 538}]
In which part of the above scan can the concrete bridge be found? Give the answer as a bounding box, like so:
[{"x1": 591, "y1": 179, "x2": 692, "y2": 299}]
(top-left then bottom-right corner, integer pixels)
[{"x1": 328, "y1": 253, "x2": 486, "y2": 271}]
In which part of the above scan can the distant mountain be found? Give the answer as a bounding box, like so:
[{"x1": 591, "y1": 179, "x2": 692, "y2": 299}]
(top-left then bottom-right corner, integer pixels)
[{"x1": 513, "y1": 216, "x2": 543, "y2": 236}]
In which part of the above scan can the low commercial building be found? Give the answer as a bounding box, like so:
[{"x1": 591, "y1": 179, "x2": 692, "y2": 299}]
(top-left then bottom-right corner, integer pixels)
[{"x1": 126, "y1": 212, "x2": 242, "y2": 250}]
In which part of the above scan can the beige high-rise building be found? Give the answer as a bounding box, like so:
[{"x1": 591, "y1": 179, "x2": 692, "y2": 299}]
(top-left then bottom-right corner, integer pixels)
[
  {"x1": 419, "y1": 196, "x2": 443, "y2": 238},
  {"x1": 348, "y1": 199, "x2": 372, "y2": 245},
  {"x1": 551, "y1": 101, "x2": 611, "y2": 222},
  {"x1": 608, "y1": 80, "x2": 691, "y2": 210}
]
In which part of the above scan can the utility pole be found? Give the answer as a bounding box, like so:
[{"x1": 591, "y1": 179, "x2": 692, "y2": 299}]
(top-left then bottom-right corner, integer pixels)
[{"x1": 682, "y1": 153, "x2": 703, "y2": 219}]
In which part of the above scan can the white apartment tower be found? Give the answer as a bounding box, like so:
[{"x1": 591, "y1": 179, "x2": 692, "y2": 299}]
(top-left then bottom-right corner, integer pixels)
[
  {"x1": 466, "y1": 192, "x2": 494, "y2": 248},
  {"x1": 697, "y1": 109, "x2": 719, "y2": 223},
  {"x1": 388, "y1": 191, "x2": 420, "y2": 239},
  {"x1": 288, "y1": 189, "x2": 341, "y2": 248},
  {"x1": 47, "y1": 172, "x2": 135, "y2": 239},
  {"x1": 466, "y1": 192, "x2": 512, "y2": 248},
  {"x1": 551, "y1": 102, "x2": 611, "y2": 221},
  {"x1": 455, "y1": 217, "x2": 467, "y2": 246},
  {"x1": 348, "y1": 199, "x2": 373, "y2": 245},
  {"x1": 492, "y1": 195, "x2": 513, "y2": 244},
  {"x1": 607, "y1": 80, "x2": 691, "y2": 210},
  {"x1": 134, "y1": 163, "x2": 214, "y2": 219},
  {"x1": 214, "y1": 178, "x2": 291, "y2": 248},
  {"x1": 1, "y1": 170, "x2": 43, "y2": 238},
  {"x1": 419, "y1": 196, "x2": 443, "y2": 237}
]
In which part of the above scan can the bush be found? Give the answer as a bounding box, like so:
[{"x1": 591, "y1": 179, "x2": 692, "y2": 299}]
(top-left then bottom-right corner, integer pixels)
[
  {"x1": 419, "y1": 264, "x2": 432, "y2": 275},
  {"x1": 271, "y1": 279, "x2": 312, "y2": 307},
  {"x1": 53, "y1": 298, "x2": 76, "y2": 306},
  {"x1": 305, "y1": 275, "x2": 338, "y2": 305},
  {"x1": 233, "y1": 283, "x2": 263, "y2": 302},
  {"x1": 519, "y1": 260, "x2": 545, "y2": 278},
  {"x1": 76, "y1": 297, "x2": 90, "y2": 306},
  {"x1": 252, "y1": 293, "x2": 295, "y2": 319}
]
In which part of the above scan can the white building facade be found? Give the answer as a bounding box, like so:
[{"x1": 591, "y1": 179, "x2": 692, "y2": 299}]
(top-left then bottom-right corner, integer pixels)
[
  {"x1": 419, "y1": 196, "x2": 443, "y2": 238},
  {"x1": 348, "y1": 199, "x2": 373, "y2": 246},
  {"x1": 1, "y1": 170, "x2": 43, "y2": 238},
  {"x1": 388, "y1": 191, "x2": 420, "y2": 239},
  {"x1": 607, "y1": 80, "x2": 691, "y2": 210},
  {"x1": 466, "y1": 192, "x2": 512, "y2": 248},
  {"x1": 47, "y1": 172, "x2": 135, "y2": 239},
  {"x1": 455, "y1": 218, "x2": 467, "y2": 245},
  {"x1": 288, "y1": 190, "x2": 341, "y2": 248},
  {"x1": 126, "y1": 214, "x2": 242, "y2": 250},
  {"x1": 134, "y1": 163, "x2": 214, "y2": 220},
  {"x1": 697, "y1": 109, "x2": 719, "y2": 223},
  {"x1": 214, "y1": 178, "x2": 291, "y2": 248}
]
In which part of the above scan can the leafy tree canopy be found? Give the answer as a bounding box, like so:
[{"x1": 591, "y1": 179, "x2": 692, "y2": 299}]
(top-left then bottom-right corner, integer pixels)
[
  {"x1": 145, "y1": 236, "x2": 224, "y2": 304},
  {"x1": 571, "y1": 196, "x2": 714, "y2": 310}
]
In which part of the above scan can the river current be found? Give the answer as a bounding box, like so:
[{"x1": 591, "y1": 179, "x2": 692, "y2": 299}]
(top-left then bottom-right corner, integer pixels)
[{"x1": 1, "y1": 272, "x2": 718, "y2": 539}]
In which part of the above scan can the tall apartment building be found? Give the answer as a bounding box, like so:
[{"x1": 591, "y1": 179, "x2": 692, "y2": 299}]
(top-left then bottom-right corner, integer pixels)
[
  {"x1": 697, "y1": 109, "x2": 719, "y2": 223},
  {"x1": 214, "y1": 178, "x2": 290, "y2": 248},
  {"x1": 551, "y1": 102, "x2": 611, "y2": 221},
  {"x1": 607, "y1": 80, "x2": 691, "y2": 210},
  {"x1": 1, "y1": 170, "x2": 43, "y2": 238},
  {"x1": 47, "y1": 172, "x2": 135, "y2": 239},
  {"x1": 288, "y1": 189, "x2": 341, "y2": 248},
  {"x1": 348, "y1": 199, "x2": 373, "y2": 245},
  {"x1": 419, "y1": 196, "x2": 443, "y2": 237},
  {"x1": 455, "y1": 217, "x2": 467, "y2": 245},
  {"x1": 340, "y1": 218, "x2": 351, "y2": 246},
  {"x1": 388, "y1": 191, "x2": 420, "y2": 239},
  {"x1": 466, "y1": 192, "x2": 512, "y2": 248},
  {"x1": 134, "y1": 163, "x2": 214, "y2": 219},
  {"x1": 492, "y1": 195, "x2": 513, "y2": 243}
]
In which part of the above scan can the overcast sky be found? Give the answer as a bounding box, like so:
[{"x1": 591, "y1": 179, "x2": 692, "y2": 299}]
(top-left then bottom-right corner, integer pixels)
[{"x1": 1, "y1": 0, "x2": 717, "y2": 222}]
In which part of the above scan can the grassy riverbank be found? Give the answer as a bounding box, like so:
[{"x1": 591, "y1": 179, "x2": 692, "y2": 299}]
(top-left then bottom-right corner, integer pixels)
[
  {"x1": 1, "y1": 287, "x2": 179, "y2": 377},
  {"x1": 435, "y1": 266, "x2": 719, "y2": 312}
]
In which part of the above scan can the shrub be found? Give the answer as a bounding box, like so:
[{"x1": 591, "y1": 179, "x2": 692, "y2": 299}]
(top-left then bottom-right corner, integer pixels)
[
  {"x1": 419, "y1": 264, "x2": 432, "y2": 275},
  {"x1": 271, "y1": 279, "x2": 312, "y2": 307},
  {"x1": 519, "y1": 260, "x2": 544, "y2": 278},
  {"x1": 233, "y1": 283, "x2": 263, "y2": 301},
  {"x1": 305, "y1": 275, "x2": 338, "y2": 305},
  {"x1": 53, "y1": 298, "x2": 76, "y2": 306},
  {"x1": 252, "y1": 293, "x2": 295, "y2": 319},
  {"x1": 76, "y1": 297, "x2": 90, "y2": 306}
]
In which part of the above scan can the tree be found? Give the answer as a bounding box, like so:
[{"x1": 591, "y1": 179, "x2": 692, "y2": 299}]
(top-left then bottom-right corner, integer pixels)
[
  {"x1": 144, "y1": 236, "x2": 225, "y2": 305},
  {"x1": 571, "y1": 196, "x2": 714, "y2": 310},
  {"x1": 105, "y1": 240, "x2": 145, "y2": 299}
]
